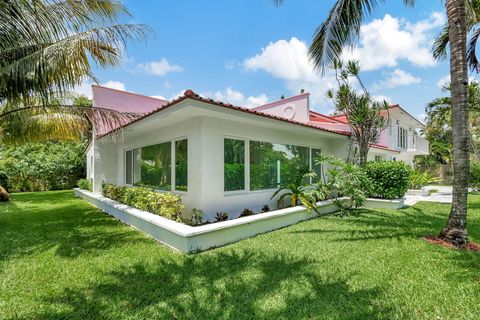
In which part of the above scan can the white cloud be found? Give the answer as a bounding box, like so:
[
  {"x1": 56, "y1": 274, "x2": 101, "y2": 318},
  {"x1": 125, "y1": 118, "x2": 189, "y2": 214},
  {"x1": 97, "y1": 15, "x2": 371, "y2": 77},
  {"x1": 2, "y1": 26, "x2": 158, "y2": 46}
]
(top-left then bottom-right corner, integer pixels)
[
  {"x1": 137, "y1": 58, "x2": 183, "y2": 76},
  {"x1": 342, "y1": 12, "x2": 445, "y2": 71},
  {"x1": 372, "y1": 95, "x2": 393, "y2": 103},
  {"x1": 375, "y1": 69, "x2": 421, "y2": 89},
  {"x1": 417, "y1": 113, "x2": 426, "y2": 123},
  {"x1": 202, "y1": 87, "x2": 269, "y2": 108},
  {"x1": 73, "y1": 80, "x2": 126, "y2": 98},
  {"x1": 150, "y1": 95, "x2": 166, "y2": 100},
  {"x1": 101, "y1": 80, "x2": 126, "y2": 91},
  {"x1": 243, "y1": 37, "x2": 337, "y2": 107},
  {"x1": 437, "y1": 75, "x2": 450, "y2": 88}
]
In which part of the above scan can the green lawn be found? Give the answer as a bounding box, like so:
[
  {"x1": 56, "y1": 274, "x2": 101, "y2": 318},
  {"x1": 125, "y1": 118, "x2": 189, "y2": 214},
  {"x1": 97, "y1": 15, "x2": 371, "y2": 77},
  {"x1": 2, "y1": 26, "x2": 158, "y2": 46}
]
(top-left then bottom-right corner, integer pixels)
[{"x1": 1, "y1": 191, "x2": 479, "y2": 320}]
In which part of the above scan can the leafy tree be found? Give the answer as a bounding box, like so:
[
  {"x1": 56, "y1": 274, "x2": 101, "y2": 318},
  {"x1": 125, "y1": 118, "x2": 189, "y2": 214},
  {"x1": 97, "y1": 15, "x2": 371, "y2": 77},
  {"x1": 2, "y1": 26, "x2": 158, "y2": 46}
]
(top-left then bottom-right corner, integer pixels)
[
  {"x1": 0, "y1": 0, "x2": 151, "y2": 143},
  {"x1": 327, "y1": 60, "x2": 389, "y2": 165},
  {"x1": 424, "y1": 81, "x2": 480, "y2": 163},
  {"x1": 433, "y1": 0, "x2": 480, "y2": 72},
  {"x1": 275, "y1": 0, "x2": 470, "y2": 245}
]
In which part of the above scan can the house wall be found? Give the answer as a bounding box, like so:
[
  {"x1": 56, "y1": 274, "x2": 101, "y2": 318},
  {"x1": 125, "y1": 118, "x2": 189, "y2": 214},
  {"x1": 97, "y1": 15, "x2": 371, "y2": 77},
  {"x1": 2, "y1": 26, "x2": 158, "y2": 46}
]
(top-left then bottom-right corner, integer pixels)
[
  {"x1": 92, "y1": 105, "x2": 351, "y2": 221},
  {"x1": 252, "y1": 93, "x2": 310, "y2": 122},
  {"x1": 190, "y1": 116, "x2": 349, "y2": 220},
  {"x1": 86, "y1": 143, "x2": 94, "y2": 180}
]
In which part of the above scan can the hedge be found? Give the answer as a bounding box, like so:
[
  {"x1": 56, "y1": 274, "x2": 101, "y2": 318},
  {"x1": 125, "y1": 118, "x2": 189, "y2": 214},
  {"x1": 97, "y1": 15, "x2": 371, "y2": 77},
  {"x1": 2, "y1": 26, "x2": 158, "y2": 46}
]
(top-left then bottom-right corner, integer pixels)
[
  {"x1": 101, "y1": 183, "x2": 184, "y2": 221},
  {"x1": 0, "y1": 141, "x2": 86, "y2": 192},
  {"x1": 365, "y1": 161, "x2": 411, "y2": 199},
  {"x1": 77, "y1": 179, "x2": 93, "y2": 192}
]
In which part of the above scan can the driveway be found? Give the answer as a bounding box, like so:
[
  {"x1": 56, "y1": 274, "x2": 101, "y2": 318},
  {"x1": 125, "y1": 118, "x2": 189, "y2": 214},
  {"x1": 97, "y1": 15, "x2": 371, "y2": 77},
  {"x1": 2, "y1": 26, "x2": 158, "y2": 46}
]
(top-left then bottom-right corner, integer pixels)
[{"x1": 404, "y1": 185, "x2": 452, "y2": 206}]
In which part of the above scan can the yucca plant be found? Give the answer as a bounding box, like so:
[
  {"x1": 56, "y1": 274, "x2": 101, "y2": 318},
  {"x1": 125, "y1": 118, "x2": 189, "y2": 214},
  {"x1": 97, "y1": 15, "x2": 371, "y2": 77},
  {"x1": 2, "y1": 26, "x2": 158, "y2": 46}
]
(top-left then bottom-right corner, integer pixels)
[{"x1": 271, "y1": 168, "x2": 314, "y2": 208}]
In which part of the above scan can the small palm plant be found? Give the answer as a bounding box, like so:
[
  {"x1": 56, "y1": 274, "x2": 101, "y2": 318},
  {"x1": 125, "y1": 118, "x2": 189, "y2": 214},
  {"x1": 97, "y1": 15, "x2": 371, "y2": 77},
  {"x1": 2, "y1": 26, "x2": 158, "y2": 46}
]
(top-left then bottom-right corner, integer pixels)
[{"x1": 270, "y1": 168, "x2": 314, "y2": 208}]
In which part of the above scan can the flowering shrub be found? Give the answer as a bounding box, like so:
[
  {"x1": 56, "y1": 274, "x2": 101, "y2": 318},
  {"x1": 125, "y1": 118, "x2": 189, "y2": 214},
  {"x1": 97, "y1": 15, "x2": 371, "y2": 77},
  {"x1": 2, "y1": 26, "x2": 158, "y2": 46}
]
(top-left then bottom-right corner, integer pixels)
[
  {"x1": 77, "y1": 179, "x2": 93, "y2": 192},
  {"x1": 365, "y1": 161, "x2": 411, "y2": 199},
  {"x1": 101, "y1": 183, "x2": 184, "y2": 221}
]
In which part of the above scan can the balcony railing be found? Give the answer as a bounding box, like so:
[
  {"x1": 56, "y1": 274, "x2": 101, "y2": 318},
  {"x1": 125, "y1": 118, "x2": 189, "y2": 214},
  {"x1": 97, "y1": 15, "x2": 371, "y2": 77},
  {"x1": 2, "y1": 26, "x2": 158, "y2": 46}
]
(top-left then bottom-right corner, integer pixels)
[{"x1": 407, "y1": 135, "x2": 429, "y2": 154}]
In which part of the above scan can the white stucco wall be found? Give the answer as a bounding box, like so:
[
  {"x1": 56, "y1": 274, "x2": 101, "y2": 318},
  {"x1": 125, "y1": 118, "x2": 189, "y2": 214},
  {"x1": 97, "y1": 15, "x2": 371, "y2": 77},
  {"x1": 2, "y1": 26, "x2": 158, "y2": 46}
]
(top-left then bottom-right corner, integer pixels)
[{"x1": 91, "y1": 100, "x2": 352, "y2": 221}]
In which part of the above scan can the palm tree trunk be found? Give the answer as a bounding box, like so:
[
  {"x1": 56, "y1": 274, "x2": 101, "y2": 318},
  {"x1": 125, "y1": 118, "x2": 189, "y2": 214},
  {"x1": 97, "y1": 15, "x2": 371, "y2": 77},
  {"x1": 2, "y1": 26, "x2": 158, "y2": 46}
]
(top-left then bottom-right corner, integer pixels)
[{"x1": 441, "y1": 0, "x2": 470, "y2": 245}]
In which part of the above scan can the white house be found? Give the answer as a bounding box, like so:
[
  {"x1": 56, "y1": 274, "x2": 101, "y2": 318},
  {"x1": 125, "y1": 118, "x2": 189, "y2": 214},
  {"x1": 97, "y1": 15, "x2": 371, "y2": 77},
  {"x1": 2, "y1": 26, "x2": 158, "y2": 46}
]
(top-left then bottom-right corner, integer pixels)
[{"x1": 86, "y1": 85, "x2": 428, "y2": 220}]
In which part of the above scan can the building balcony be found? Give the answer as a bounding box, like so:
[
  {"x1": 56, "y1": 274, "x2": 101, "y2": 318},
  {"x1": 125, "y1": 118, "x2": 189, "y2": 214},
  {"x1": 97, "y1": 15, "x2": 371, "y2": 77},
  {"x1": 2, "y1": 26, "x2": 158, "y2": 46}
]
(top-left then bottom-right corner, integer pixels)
[{"x1": 407, "y1": 135, "x2": 429, "y2": 154}]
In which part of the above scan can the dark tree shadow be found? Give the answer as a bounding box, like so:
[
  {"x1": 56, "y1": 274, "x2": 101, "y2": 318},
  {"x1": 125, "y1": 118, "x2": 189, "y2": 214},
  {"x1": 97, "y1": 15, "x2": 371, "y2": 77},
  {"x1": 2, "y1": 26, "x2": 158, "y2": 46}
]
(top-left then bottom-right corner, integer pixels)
[
  {"x1": 22, "y1": 250, "x2": 398, "y2": 320},
  {"x1": 0, "y1": 191, "x2": 150, "y2": 261}
]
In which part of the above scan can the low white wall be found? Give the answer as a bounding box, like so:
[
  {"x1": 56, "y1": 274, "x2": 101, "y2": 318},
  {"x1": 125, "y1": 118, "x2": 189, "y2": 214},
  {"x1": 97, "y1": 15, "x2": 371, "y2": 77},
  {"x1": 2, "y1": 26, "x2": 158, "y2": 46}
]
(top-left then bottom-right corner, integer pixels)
[{"x1": 74, "y1": 188, "x2": 406, "y2": 253}]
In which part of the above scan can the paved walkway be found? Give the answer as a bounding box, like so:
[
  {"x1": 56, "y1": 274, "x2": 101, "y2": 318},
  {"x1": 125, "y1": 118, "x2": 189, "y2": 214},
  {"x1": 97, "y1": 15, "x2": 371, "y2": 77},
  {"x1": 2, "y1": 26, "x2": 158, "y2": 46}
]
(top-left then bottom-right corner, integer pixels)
[{"x1": 404, "y1": 185, "x2": 452, "y2": 206}]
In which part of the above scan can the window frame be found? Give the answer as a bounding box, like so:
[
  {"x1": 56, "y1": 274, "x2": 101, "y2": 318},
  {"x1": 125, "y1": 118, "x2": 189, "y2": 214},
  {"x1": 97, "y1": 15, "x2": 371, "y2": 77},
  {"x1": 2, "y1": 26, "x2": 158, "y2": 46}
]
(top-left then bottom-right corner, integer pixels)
[
  {"x1": 223, "y1": 136, "x2": 249, "y2": 195},
  {"x1": 123, "y1": 136, "x2": 189, "y2": 193},
  {"x1": 223, "y1": 135, "x2": 322, "y2": 195}
]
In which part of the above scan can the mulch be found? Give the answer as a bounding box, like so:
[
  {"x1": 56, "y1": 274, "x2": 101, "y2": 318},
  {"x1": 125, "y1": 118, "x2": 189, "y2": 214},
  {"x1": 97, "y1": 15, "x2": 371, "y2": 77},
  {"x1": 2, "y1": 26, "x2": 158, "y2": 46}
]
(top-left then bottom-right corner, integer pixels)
[{"x1": 422, "y1": 236, "x2": 480, "y2": 252}]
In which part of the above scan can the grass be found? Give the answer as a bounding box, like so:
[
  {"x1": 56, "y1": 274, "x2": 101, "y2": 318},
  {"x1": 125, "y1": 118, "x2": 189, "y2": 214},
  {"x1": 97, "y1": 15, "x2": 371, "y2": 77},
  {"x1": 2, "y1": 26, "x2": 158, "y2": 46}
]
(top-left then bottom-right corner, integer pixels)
[{"x1": 1, "y1": 191, "x2": 480, "y2": 320}]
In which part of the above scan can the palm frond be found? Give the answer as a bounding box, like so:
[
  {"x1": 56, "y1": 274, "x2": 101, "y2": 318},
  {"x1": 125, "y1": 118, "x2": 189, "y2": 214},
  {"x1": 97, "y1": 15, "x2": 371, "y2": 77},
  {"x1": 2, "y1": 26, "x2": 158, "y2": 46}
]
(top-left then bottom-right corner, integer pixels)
[
  {"x1": 468, "y1": 28, "x2": 480, "y2": 72},
  {"x1": 432, "y1": 24, "x2": 450, "y2": 61},
  {"x1": 0, "y1": 104, "x2": 140, "y2": 144},
  {"x1": 0, "y1": 24, "x2": 150, "y2": 101}
]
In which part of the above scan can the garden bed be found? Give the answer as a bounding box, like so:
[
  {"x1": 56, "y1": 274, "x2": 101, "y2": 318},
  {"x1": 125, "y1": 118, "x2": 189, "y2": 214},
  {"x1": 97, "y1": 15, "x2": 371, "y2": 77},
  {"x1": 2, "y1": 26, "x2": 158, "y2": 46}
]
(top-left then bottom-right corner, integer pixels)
[{"x1": 74, "y1": 188, "x2": 405, "y2": 253}]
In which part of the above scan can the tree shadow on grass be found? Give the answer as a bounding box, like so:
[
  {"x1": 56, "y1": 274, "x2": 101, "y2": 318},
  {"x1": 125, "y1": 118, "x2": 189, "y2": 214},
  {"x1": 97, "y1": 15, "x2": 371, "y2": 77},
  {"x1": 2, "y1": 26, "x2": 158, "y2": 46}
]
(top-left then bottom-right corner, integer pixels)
[
  {"x1": 290, "y1": 205, "x2": 454, "y2": 243},
  {"x1": 26, "y1": 250, "x2": 398, "y2": 320},
  {"x1": 0, "y1": 191, "x2": 150, "y2": 261}
]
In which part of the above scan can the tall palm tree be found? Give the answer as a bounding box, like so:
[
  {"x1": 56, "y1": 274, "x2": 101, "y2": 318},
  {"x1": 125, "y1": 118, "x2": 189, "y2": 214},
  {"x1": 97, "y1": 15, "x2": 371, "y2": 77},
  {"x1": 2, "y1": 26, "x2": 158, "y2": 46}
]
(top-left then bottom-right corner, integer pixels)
[
  {"x1": 0, "y1": 0, "x2": 151, "y2": 143},
  {"x1": 433, "y1": 0, "x2": 480, "y2": 72},
  {"x1": 275, "y1": 0, "x2": 470, "y2": 245},
  {"x1": 425, "y1": 82, "x2": 480, "y2": 162}
]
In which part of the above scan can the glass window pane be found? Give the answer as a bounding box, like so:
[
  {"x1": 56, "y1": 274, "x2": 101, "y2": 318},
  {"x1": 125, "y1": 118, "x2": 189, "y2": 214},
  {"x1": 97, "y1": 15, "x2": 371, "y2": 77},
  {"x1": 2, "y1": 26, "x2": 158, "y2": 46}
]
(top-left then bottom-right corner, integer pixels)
[
  {"x1": 250, "y1": 141, "x2": 310, "y2": 190},
  {"x1": 224, "y1": 139, "x2": 245, "y2": 191},
  {"x1": 311, "y1": 148, "x2": 322, "y2": 183},
  {"x1": 133, "y1": 142, "x2": 171, "y2": 190},
  {"x1": 125, "y1": 150, "x2": 132, "y2": 184},
  {"x1": 175, "y1": 139, "x2": 188, "y2": 191}
]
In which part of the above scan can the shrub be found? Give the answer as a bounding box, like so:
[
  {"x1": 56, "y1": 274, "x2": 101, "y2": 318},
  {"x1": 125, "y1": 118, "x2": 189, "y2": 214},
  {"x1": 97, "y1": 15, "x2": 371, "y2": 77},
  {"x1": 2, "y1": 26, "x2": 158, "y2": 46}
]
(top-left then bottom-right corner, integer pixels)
[
  {"x1": 365, "y1": 161, "x2": 411, "y2": 199},
  {"x1": 261, "y1": 205, "x2": 270, "y2": 213},
  {"x1": 470, "y1": 161, "x2": 480, "y2": 189},
  {"x1": 0, "y1": 185, "x2": 9, "y2": 202},
  {"x1": 0, "y1": 141, "x2": 86, "y2": 192},
  {"x1": 101, "y1": 183, "x2": 184, "y2": 221},
  {"x1": 189, "y1": 208, "x2": 204, "y2": 226},
  {"x1": 311, "y1": 155, "x2": 370, "y2": 213},
  {"x1": 239, "y1": 208, "x2": 256, "y2": 217},
  {"x1": 77, "y1": 179, "x2": 93, "y2": 192},
  {"x1": 215, "y1": 212, "x2": 229, "y2": 222},
  {"x1": 408, "y1": 170, "x2": 437, "y2": 190}
]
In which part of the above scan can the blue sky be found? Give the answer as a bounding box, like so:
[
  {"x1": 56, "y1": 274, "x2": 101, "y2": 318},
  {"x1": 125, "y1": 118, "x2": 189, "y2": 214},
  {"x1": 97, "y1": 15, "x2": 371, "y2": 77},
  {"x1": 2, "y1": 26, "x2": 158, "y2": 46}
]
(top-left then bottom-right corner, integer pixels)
[{"x1": 79, "y1": 0, "x2": 470, "y2": 121}]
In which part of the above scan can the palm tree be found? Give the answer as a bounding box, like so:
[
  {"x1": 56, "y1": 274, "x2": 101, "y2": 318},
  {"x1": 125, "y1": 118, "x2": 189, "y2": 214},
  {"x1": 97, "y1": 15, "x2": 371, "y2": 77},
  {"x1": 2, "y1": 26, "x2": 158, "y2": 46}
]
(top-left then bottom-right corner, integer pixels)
[
  {"x1": 0, "y1": 0, "x2": 152, "y2": 143},
  {"x1": 275, "y1": 0, "x2": 470, "y2": 246},
  {"x1": 425, "y1": 82, "x2": 480, "y2": 162},
  {"x1": 433, "y1": 0, "x2": 480, "y2": 72},
  {"x1": 327, "y1": 60, "x2": 389, "y2": 165}
]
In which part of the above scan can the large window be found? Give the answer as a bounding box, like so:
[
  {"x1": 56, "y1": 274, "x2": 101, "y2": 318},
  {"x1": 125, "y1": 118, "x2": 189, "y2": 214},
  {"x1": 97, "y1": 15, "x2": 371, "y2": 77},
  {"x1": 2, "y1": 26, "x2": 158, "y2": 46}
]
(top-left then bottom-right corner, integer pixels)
[
  {"x1": 224, "y1": 139, "x2": 245, "y2": 191},
  {"x1": 137, "y1": 142, "x2": 171, "y2": 190},
  {"x1": 175, "y1": 139, "x2": 188, "y2": 191},
  {"x1": 250, "y1": 141, "x2": 309, "y2": 191},
  {"x1": 125, "y1": 139, "x2": 188, "y2": 191},
  {"x1": 397, "y1": 127, "x2": 408, "y2": 149}
]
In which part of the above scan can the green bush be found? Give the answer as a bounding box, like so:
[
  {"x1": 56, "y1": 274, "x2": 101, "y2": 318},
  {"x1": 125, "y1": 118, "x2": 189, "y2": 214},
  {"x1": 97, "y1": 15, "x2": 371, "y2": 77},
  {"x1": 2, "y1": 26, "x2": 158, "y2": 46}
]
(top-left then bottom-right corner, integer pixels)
[
  {"x1": 365, "y1": 161, "x2": 411, "y2": 199},
  {"x1": 409, "y1": 170, "x2": 437, "y2": 189},
  {"x1": 101, "y1": 183, "x2": 184, "y2": 221},
  {"x1": 0, "y1": 141, "x2": 86, "y2": 192},
  {"x1": 77, "y1": 179, "x2": 93, "y2": 192},
  {"x1": 470, "y1": 161, "x2": 480, "y2": 188}
]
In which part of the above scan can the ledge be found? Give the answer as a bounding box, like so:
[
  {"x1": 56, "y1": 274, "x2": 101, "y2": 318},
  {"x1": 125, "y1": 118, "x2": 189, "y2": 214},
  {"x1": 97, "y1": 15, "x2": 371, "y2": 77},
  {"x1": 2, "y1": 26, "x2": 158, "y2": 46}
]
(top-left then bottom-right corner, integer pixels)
[{"x1": 74, "y1": 189, "x2": 405, "y2": 253}]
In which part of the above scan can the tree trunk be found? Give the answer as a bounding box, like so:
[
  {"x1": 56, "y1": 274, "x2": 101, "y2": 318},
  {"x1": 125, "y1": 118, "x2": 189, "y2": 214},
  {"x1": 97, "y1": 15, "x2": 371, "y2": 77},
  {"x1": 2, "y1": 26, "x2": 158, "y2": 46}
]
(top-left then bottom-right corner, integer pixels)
[{"x1": 441, "y1": 0, "x2": 470, "y2": 245}]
